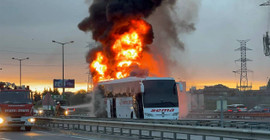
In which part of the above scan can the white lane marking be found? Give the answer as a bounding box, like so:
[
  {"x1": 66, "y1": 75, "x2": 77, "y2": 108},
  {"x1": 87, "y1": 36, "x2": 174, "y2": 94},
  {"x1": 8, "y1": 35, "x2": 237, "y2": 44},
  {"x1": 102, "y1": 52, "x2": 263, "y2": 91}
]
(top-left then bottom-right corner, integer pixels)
[{"x1": 35, "y1": 131, "x2": 95, "y2": 140}]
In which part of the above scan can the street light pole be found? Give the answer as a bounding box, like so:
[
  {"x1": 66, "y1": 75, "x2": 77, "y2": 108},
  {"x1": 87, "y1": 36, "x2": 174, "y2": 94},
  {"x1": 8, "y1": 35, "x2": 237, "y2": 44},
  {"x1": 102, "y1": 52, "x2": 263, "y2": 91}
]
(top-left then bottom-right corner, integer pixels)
[
  {"x1": 52, "y1": 40, "x2": 74, "y2": 94},
  {"x1": 12, "y1": 57, "x2": 29, "y2": 86}
]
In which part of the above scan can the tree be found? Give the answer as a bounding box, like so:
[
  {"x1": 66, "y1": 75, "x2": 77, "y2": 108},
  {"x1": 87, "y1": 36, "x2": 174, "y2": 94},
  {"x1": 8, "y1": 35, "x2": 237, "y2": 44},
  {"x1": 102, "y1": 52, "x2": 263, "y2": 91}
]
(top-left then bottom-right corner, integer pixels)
[
  {"x1": 41, "y1": 88, "x2": 49, "y2": 97},
  {"x1": 33, "y1": 91, "x2": 41, "y2": 102},
  {"x1": 41, "y1": 88, "x2": 60, "y2": 96},
  {"x1": 52, "y1": 88, "x2": 60, "y2": 95}
]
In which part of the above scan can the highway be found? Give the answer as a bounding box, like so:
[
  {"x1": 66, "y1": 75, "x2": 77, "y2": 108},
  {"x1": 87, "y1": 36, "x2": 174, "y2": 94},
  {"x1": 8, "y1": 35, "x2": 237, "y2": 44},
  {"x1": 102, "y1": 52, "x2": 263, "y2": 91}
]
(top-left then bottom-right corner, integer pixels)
[
  {"x1": 34, "y1": 117, "x2": 270, "y2": 140},
  {"x1": 0, "y1": 128, "x2": 239, "y2": 140},
  {"x1": 1, "y1": 116, "x2": 269, "y2": 140},
  {"x1": 0, "y1": 129, "x2": 109, "y2": 140}
]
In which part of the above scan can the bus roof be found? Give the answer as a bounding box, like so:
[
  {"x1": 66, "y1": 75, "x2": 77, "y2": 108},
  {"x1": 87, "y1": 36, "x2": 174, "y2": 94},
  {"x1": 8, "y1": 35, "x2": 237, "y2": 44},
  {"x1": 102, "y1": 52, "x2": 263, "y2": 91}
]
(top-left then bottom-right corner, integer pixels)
[{"x1": 98, "y1": 77, "x2": 175, "y2": 85}]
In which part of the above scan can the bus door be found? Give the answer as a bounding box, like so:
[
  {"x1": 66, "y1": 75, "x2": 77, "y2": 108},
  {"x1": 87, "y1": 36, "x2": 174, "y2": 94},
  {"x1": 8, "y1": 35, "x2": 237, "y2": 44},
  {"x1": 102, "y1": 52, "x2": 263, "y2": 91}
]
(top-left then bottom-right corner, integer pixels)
[
  {"x1": 107, "y1": 98, "x2": 117, "y2": 118},
  {"x1": 112, "y1": 97, "x2": 117, "y2": 118},
  {"x1": 106, "y1": 98, "x2": 112, "y2": 118},
  {"x1": 133, "y1": 93, "x2": 144, "y2": 119}
]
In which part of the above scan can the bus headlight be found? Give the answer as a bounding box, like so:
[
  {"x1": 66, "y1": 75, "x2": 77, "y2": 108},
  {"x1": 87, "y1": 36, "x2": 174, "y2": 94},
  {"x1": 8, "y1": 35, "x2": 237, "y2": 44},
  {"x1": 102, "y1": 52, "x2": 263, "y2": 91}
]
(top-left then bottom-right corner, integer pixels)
[
  {"x1": 28, "y1": 118, "x2": 35, "y2": 123},
  {"x1": 0, "y1": 117, "x2": 4, "y2": 124},
  {"x1": 64, "y1": 110, "x2": 69, "y2": 116},
  {"x1": 38, "y1": 110, "x2": 43, "y2": 114}
]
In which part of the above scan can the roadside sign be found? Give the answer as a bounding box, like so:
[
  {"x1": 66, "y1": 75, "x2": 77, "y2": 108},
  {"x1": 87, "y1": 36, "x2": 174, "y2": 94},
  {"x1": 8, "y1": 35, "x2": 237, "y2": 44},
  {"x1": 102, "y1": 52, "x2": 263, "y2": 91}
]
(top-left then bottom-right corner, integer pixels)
[
  {"x1": 216, "y1": 100, "x2": 227, "y2": 111},
  {"x1": 53, "y1": 79, "x2": 75, "y2": 88}
]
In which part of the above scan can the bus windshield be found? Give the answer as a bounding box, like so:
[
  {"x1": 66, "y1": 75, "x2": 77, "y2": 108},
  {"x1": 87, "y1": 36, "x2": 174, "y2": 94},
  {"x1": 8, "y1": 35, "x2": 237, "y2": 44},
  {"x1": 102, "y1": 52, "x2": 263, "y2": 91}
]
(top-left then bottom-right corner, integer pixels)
[
  {"x1": 0, "y1": 91, "x2": 32, "y2": 104},
  {"x1": 143, "y1": 80, "x2": 178, "y2": 107}
]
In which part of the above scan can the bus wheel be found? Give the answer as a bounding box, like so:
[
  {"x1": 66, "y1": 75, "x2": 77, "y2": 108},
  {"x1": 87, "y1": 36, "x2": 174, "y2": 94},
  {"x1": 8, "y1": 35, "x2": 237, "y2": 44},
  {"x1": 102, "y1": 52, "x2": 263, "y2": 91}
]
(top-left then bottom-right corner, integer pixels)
[{"x1": 25, "y1": 126, "x2": 31, "y2": 131}]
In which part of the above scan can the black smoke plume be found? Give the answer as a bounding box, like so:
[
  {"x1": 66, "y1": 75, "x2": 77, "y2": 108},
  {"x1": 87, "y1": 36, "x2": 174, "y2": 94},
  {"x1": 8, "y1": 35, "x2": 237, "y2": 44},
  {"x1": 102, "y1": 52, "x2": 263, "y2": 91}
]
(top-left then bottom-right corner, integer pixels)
[
  {"x1": 78, "y1": 0, "x2": 163, "y2": 42},
  {"x1": 79, "y1": 0, "x2": 200, "y2": 79},
  {"x1": 79, "y1": 0, "x2": 167, "y2": 79}
]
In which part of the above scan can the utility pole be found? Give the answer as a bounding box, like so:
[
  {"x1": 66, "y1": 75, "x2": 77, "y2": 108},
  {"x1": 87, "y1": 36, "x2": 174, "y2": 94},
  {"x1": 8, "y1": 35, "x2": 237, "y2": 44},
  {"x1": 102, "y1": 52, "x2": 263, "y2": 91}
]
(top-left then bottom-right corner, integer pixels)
[
  {"x1": 233, "y1": 40, "x2": 252, "y2": 91},
  {"x1": 12, "y1": 57, "x2": 29, "y2": 86},
  {"x1": 52, "y1": 40, "x2": 74, "y2": 94}
]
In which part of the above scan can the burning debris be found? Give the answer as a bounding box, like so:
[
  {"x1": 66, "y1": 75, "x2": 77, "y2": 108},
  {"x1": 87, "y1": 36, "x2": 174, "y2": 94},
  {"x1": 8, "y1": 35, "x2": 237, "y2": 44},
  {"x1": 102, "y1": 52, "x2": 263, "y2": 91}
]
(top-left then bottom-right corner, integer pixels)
[{"x1": 78, "y1": 0, "x2": 199, "y2": 84}]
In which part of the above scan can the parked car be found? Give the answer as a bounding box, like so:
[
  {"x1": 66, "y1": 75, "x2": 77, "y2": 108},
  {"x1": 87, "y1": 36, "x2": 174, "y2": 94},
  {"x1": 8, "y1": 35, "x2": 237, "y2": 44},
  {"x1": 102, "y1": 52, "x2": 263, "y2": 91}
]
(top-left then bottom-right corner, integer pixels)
[
  {"x1": 227, "y1": 104, "x2": 247, "y2": 113},
  {"x1": 249, "y1": 104, "x2": 270, "y2": 113}
]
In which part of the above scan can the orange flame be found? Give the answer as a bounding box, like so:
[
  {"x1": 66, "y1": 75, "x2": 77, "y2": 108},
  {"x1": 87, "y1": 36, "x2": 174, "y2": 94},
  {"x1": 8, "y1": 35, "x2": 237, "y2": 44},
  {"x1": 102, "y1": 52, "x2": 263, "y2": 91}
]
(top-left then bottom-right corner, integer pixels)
[
  {"x1": 90, "y1": 52, "x2": 108, "y2": 82},
  {"x1": 90, "y1": 19, "x2": 163, "y2": 84}
]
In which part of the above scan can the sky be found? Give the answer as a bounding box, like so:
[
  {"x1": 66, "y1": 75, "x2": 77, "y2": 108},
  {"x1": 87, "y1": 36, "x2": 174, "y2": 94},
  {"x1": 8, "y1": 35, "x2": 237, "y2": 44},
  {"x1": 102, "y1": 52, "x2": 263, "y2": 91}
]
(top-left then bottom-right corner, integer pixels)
[
  {"x1": 181, "y1": 0, "x2": 270, "y2": 89},
  {"x1": 0, "y1": 0, "x2": 269, "y2": 92}
]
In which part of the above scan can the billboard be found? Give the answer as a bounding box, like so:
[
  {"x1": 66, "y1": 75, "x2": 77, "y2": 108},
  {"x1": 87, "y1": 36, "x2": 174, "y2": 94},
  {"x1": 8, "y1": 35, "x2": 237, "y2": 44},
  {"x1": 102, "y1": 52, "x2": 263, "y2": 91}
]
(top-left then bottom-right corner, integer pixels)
[{"x1": 53, "y1": 79, "x2": 75, "y2": 88}]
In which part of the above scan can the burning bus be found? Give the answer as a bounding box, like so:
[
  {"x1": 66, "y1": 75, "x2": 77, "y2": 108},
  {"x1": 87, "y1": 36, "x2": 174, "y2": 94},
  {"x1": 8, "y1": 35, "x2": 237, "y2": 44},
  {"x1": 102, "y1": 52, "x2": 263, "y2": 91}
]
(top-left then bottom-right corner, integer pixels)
[
  {"x1": 79, "y1": 1, "x2": 192, "y2": 120},
  {"x1": 98, "y1": 77, "x2": 180, "y2": 120}
]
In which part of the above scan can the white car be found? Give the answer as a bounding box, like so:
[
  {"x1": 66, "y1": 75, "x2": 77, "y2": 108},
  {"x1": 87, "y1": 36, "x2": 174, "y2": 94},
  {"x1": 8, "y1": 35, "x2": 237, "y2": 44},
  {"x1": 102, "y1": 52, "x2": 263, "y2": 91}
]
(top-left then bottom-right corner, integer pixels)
[{"x1": 227, "y1": 104, "x2": 247, "y2": 113}]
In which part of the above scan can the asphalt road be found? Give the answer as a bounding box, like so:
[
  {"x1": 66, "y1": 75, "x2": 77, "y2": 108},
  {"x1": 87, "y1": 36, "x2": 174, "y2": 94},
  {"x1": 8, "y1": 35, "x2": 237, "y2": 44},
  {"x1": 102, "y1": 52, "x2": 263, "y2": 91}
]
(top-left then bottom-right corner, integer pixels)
[
  {"x1": 0, "y1": 129, "x2": 105, "y2": 140},
  {"x1": 0, "y1": 128, "x2": 241, "y2": 140}
]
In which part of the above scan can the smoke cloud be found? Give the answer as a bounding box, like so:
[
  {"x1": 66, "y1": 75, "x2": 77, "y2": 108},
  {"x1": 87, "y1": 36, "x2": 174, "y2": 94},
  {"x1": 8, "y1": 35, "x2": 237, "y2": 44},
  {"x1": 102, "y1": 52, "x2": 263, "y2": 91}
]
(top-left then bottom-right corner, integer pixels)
[
  {"x1": 147, "y1": 0, "x2": 201, "y2": 77},
  {"x1": 79, "y1": 0, "x2": 167, "y2": 80},
  {"x1": 148, "y1": 0, "x2": 200, "y2": 51},
  {"x1": 78, "y1": 0, "x2": 162, "y2": 41},
  {"x1": 84, "y1": 0, "x2": 93, "y2": 6},
  {"x1": 79, "y1": 0, "x2": 200, "y2": 80},
  {"x1": 67, "y1": 89, "x2": 107, "y2": 117}
]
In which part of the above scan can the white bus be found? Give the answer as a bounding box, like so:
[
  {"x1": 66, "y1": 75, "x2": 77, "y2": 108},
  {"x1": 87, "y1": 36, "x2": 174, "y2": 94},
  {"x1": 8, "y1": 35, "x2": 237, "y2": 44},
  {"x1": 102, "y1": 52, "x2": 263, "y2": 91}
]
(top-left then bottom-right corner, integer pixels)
[{"x1": 98, "y1": 77, "x2": 180, "y2": 119}]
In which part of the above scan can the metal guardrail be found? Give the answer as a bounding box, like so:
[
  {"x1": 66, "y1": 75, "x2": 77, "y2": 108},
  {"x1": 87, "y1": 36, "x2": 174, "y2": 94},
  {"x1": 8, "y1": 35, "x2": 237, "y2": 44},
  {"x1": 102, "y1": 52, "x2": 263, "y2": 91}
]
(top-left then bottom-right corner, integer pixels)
[
  {"x1": 36, "y1": 112, "x2": 270, "y2": 120},
  {"x1": 40, "y1": 115, "x2": 270, "y2": 131},
  {"x1": 188, "y1": 112, "x2": 270, "y2": 120},
  {"x1": 35, "y1": 117, "x2": 270, "y2": 140}
]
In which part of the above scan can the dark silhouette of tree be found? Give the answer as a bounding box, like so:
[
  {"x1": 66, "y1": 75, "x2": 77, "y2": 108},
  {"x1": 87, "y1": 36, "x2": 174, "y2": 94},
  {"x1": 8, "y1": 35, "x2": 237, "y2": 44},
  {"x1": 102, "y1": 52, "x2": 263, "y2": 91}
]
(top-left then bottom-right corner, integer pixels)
[
  {"x1": 33, "y1": 91, "x2": 41, "y2": 102},
  {"x1": 42, "y1": 88, "x2": 60, "y2": 96}
]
